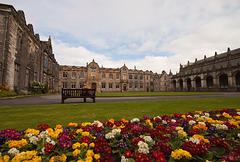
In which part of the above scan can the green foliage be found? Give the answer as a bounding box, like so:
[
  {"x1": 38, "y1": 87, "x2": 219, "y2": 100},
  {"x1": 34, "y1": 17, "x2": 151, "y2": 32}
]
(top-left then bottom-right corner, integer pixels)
[
  {"x1": 0, "y1": 84, "x2": 17, "y2": 98},
  {"x1": 29, "y1": 81, "x2": 48, "y2": 94}
]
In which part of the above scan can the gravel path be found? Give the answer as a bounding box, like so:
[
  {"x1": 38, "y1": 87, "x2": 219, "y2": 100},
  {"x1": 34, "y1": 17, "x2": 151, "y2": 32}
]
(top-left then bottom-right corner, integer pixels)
[{"x1": 0, "y1": 92, "x2": 240, "y2": 106}]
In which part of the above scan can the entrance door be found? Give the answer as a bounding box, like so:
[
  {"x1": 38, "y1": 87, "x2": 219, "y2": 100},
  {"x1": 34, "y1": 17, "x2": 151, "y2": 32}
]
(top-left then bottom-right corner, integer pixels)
[
  {"x1": 123, "y1": 84, "x2": 126, "y2": 91},
  {"x1": 92, "y1": 83, "x2": 96, "y2": 89}
]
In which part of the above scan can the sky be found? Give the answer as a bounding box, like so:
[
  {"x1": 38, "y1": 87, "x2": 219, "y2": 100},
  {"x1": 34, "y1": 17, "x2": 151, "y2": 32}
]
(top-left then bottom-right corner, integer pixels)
[{"x1": 2, "y1": 0, "x2": 240, "y2": 74}]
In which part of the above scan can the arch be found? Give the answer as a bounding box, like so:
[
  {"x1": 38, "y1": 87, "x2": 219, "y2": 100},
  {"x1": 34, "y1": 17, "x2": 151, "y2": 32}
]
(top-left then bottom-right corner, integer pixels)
[
  {"x1": 195, "y1": 76, "x2": 201, "y2": 90},
  {"x1": 187, "y1": 78, "x2": 191, "y2": 91},
  {"x1": 235, "y1": 72, "x2": 240, "y2": 89},
  {"x1": 206, "y1": 75, "x2": 213, "y2": 89},
  {"x1": 219, "y1": 74, "x2": 228, "y2": 88},
  {"x1": 179, "y1": 79, "x2": 183, "y2": 91},
  {"x1": 172, "y1": 80, "x2": 176, "y2": 90}
]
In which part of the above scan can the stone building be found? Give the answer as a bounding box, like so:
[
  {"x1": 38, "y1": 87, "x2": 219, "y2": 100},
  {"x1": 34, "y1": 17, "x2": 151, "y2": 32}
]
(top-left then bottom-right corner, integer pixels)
[
  {"x1": 0, "y1": 3, "x2": 59, "y2": 92},
  {"x1": 59, "y1": 60, "x2": 171, "y2": 92},
  {"x1": 171, "y1": 47, "x2": 240, "y2": 92}
]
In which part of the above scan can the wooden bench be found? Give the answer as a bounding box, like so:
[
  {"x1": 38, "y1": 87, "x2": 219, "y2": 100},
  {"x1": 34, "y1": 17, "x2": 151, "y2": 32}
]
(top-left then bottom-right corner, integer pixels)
[{"x1": 61, "y1": 88, "x2": 96, "y2": 103}]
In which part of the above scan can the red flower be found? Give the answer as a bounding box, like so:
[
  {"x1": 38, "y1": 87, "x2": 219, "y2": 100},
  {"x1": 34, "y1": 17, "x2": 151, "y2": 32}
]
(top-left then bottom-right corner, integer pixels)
[{"x1": 125, "y1": 150, "x2": 132, "y2": 158}]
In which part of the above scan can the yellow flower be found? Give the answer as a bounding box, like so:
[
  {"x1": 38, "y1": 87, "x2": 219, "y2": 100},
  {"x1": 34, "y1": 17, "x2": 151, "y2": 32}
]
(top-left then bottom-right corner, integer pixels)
[
  {"x1": 195, "y1": 111, "x2": 203, "y2": 114},
  {"x1": 89, "y1": 142, "x2": 95, "y2": 148},
  {"x1": 0, "y1": 155, "x2": 10, "y2": 162},
  {"x1": 193, "y1": 124, "x2": 208, "y2": 131},
  {"x1": 121, "y1": 119, "x2": 129, "y2": 124},
  {"x1": 109, "y1": 119, "x2": 114, "y2": 124},
  {"x1": 81, "y1": 143, "x2": 88, "y2": 148},
  {"x1": 171, "y1": 149, "x2": 192, "y2": 160},
  {"x1": 77, "y1": 160, "x2": 84, "y2": 162},
  {"x1": 235, "y1": 116, "x2": 240, "y2": 120},
  {"x1": 72, "y1": 142, "x2": 81, "y2": 149},
  {"x1": 6, "y1": 139, "x2": 28, "y2": 149},
  {"x1": 73, "y1": 149, "x2": 81, "y2": 157},
  {"x1": 94, "y1": 154, "x2": 100, "y2": 160},
  {"x1": 76, "y1": 129, "x2": 83, "y2": 134},
  {"x1": 55, "y1": 124, "x2": 62, "y2": 129},
  {"x1": 81, "y1": 122, "x2": 92, "y2": 127},
  {"x1": 25, "y1": 128, "x2": 40, "y2": 137},
  {"x1": 69, "y1": 122, "x2": 78, "y2": 127},
  {"x1": 86, "y1": 150, "x2": 94, "y2": 157},
  {"x1": 196, "y1": 118, "x2": 205, "y2": 122},
  {"x1": 85, "y1": 156, "x2": 93, "y2": 162},
  {"x1": 82, "y1": 131, "x2": 90, "y2": 136},
  {"x1": 182, "y1": 115, "x2": 186, "y2": 119},
  {"x1": 192, "y1": 134, "x2": 209, "y2": 143}
]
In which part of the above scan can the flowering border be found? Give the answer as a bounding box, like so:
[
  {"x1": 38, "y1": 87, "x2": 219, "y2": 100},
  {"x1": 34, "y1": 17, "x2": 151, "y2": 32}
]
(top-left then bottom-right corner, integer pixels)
[{"x1": 1, "y1": 108, "x2": 240, "y2": 162}]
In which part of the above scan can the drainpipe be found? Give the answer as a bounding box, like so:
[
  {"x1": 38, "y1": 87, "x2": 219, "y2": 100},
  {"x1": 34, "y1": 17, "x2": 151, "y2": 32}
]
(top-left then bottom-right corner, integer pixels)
[{"x1": 1, "y1": 14, "x2": 9, "y2": 84}]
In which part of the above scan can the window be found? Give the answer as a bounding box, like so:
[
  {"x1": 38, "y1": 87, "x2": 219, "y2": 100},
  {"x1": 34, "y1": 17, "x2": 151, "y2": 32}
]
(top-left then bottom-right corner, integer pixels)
[
  {"x1": 116, "y1": 74, "x2": 120, "y2": 79},
  {"x1": 116, "y1": 83, "x2": 119, "y2": 89},
  {"x1": 102, "y1": 82, "x2": 106, "y2": 88},
  {"x1": 80, "y1": 72, "x2": 84, "y2": 79},
  {"x1": 72, "y1": 72, "x2": 76, "y2": 79},
  {"x1": 140, "y1": 75, "x2": 143, "y2": 80},
  {"x1": 80, "y1": 82, "x2": 84, "y2": 88},
  {"x1": 129, "y1": 82, "x2": 132, "y2": 88},
  {"x1": 14, "y1": 63, "x2": 20, "y2": 86},
  {"x1": 109, "y1": 83, "x2": 113, "y2": 88},
  {"x1": 109, "y1": 74, "x2": 113, "y2": 79},
  {"x1": 91, "y1": 68, "x2": 96, "y2": 76},
  {"x1": 63, "y1": 71, "x2": 68, "y2": 78},
  {"x1": 102, "y1": 73, "x2": 106, "y2": 79},
  {"x1": 16, "y1": 28, "x2": 22, "y2": 53},
  {"x1": 63, "y1": 82, "x2": 67, "y2": 88},
  {"x1": 46, "y1": 58, "x2": 49, "y2": 69},
  {"x1": 129, "y1": 75, "x2": 132, "y2": 79},
  {"x1": 140, "y1": 83, "x2": 143, "y2": 88},
  {"x1": 25, "y1": 69, "x2": 30, "y2": 87},
  {"x1": 71, "y1": 82, "x2": 76, "y2": 88},
  {"x1": 135, "y1": 82, "x2": 138, "y2": 89},
  {"x1": 123, "y1": 72, "x2": 126, "y2": 80},
  {"x1": 135, "y1": 75, "x2": 138, "y2": 79}
]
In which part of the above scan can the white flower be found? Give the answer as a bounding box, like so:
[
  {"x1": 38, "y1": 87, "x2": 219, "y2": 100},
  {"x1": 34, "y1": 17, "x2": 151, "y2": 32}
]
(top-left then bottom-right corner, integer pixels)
[
  {"x1": 237, "y1": 112, "x2": 240, "y2": 115},
  {"x1": 29, "y1": 136, "x2": 38, "y2": 145},
  {"x1": 162, "y1": 120, "x2": 167, "y2": 124},
  {"x1": 198, "y1": 122, "x2": 206, "y2": 126},
  {"x1": 238, "y1": 133, "x2": 240, "y2": 138},
  {"x1": 112, "y1": 129, "x2": 121, "y2": 135},
  {"x1": 51, "y1": 141, "x2": 56, "y2": 145},
  {"x1": 121, "y1": 156, "x2": 129, "y2": 162},
  {"x1": 214, "y1": 124, "x2": 228, "y2": 130},
  {"x1": 105, "y1": 133, "x2": 114, "y2": 139},
  {"x1": 27, "y1": 133, "x2": 33, "y2": 138},
  {"x1": 189, "y1": 120, "x2": 196, "y2": 126},
  {"x1": 46, "y1": 137, "x2": 51, "y2": 143},
  {"x1": 187, "y1": 115, "x2": 192, "y2": 118},
  {"x1": 194, "y1": 114, "x2": 200, "y2": 119},
  {"x1": 130, "y1": 118, "x2": 140, "y2": 123},
  {"x1": 40, "y1": 147, "x2": 45, "y2": 155},
  {"x1": 137, "y1": 141, "x2": 149, "y2": 154},
  {"x1": 0, "y1": 152, "x2": 2, "y2": 157},
  {"x1": 189, "y1": 137, "x2": 200, "y2": 144},
  {"x1": 171, "y1": 119, "x2": 176, "y2": 123},
  {"x1": 8, "y1": 148, "x2": 19, "y2": 156},
  {"x1": 92, "y1": 120, "x2": 104, "y2": 128}
]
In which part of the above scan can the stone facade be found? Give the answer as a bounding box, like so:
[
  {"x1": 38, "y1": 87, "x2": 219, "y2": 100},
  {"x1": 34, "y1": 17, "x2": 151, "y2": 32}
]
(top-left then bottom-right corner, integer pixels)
[
  {"x1": 59, "y1": 60, "x2": 171, "y2": 92},
  {"x1": 171, "y1": 47, "x2": 240, "y2": 92},
  {"x1": 0, "y1": 4, "x2": 59, "y2": 92}
]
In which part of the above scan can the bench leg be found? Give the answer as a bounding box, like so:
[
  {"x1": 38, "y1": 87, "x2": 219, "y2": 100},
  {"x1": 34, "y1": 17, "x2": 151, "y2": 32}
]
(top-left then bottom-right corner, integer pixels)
[
  {"x1": 84, "y1": 98, "x2": 86, "y2": 103},
  {"x1": 61, "y1": 98, "x2": 65, "y2": 103},
  {"x1": 93, "y1": 97, "x2": 95, "y2": 103}
]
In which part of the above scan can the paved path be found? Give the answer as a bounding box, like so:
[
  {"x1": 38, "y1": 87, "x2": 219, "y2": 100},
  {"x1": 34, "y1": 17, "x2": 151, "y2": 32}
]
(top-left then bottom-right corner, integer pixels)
[{"x1": 0, "y1": 93, "x2": 240, "y2": 106}]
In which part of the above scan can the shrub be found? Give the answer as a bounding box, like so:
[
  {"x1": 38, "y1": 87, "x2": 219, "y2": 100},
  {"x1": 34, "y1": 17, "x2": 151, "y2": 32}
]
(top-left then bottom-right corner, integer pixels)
[
  {"x1": 29, "y1": 81, "x2": 48, "y2": 94},
  {"x1": 0, "y1": 84, "x2": 17, "y2": 98}
]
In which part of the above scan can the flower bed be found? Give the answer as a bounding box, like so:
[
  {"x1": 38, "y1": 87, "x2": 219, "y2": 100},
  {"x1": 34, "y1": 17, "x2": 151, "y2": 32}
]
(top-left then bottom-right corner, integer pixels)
[{"x1": 1, "y1": 109, "x2": 240, "y2": 162}]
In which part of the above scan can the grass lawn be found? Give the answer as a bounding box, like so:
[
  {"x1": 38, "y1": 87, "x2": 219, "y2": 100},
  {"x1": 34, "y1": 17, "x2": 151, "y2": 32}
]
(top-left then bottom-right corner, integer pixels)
[
  {"x1": 95, "y1": 91, "x2": 221, "y2": 97},
  {"x1": 0, "y1": 97, "x2": 239, "y2": 131}
]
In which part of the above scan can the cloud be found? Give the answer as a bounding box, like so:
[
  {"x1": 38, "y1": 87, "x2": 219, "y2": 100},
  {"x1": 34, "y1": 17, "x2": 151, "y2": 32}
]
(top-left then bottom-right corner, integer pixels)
[{"x1": 2, "y1": 0, "x2": 240, "y2": 74}]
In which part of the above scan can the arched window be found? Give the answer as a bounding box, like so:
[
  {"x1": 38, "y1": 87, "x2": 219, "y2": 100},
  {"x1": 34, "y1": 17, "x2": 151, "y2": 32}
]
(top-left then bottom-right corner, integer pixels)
[
  {"x1": 235, "y1": 72, "x2": 240, "y2": 88},
  {"x1": 179, "y1": 79, "x2": 183, "y2": 91},
  {"x1": 187, "y1": 78, "x2": 191, "y2": 91},
  {"x1": 206, "y1": 76, "x2": 213, "y2": 89},
  {"x1": 195, "y1": 77, "x2": 201, "y2": 90},
  {"x1": 219, "y1": 74, "x2": 228, "y2": 88}
]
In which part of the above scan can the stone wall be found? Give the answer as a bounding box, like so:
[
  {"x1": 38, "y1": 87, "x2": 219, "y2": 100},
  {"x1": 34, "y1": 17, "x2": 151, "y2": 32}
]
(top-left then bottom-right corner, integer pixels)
[{"x1": 0, "y1": 4, "x2": 59, "y2": 92}]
